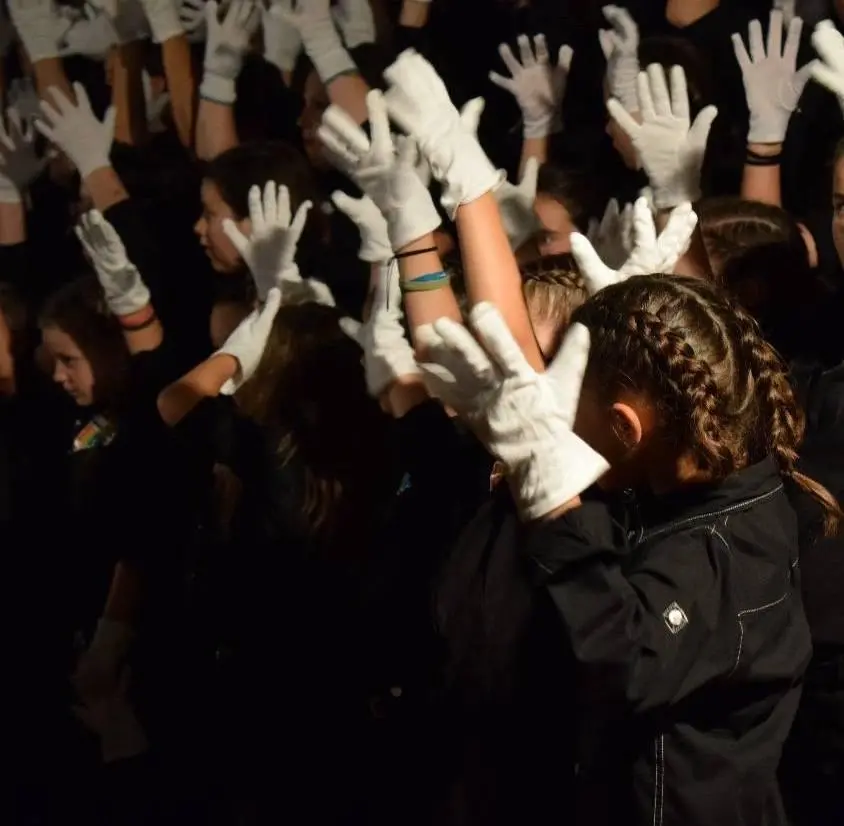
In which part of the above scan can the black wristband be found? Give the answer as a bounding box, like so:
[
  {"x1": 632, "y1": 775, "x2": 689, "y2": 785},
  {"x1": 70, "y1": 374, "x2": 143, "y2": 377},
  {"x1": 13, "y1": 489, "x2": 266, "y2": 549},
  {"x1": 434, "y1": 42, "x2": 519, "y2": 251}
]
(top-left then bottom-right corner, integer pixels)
[
  {"x1": 394, "y1": 246, "x2": 438, "y2": 261},
  {"x1": 120, "y1": 312, "x2": 158, "y2": 332}
]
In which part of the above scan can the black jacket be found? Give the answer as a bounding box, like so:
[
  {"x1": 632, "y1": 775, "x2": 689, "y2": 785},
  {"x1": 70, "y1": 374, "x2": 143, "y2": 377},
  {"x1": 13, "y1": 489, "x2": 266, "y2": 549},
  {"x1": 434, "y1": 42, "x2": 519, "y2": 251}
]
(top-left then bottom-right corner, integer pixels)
[{"x1": 525, "y1": 458, "x2": 811, "y2": 826}]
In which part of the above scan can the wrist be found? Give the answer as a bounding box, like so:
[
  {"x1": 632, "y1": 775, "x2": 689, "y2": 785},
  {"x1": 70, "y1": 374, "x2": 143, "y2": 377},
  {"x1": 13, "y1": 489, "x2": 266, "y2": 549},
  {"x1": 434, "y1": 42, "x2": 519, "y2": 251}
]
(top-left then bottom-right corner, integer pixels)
[
  {"x1": 746, "y1": 142, "x2": 783, "y2": 156},
  {"x1": 200, "y1": 72, "x2": 237, "y2": 105}
]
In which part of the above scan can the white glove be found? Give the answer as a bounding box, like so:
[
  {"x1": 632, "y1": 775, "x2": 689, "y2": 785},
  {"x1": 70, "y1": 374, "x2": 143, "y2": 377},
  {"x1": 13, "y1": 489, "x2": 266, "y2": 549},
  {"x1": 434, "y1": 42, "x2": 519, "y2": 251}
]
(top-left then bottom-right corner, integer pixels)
[
  {"x1": 489, "y1": 33, "x2": 573, "y2": 140},
  {"x1": 8, "y1": 0, "x2": 70, "y2": 62},
  {"x1": 607, "y1": 64, "x2": 717, "y2": 210},
  {"x1": 384, "y1": 50, "x2": 503, "y2": 218},
  {"x1": 60, "y1": 12, "x2": 116, "y2": 59},
  {"x1": 75, "y1": 210, "x2": 152, "y2": 316},
  {"x1": 138, "y1": 0, "x2": 184, "y2": 42},
  {"x1": 143, "y1": 71, "x2": 170, "y2": 133},
  {"x1": 774, "y1": 0, "x2": 797, "y2": 29},
  {"x1": 331, "y1": 191, "x2": 392, "y2": 263},
  {"x1": 89, "y1": 0, "x2": 151, "y2": 43},
  {"x1": 571, "y1": 198, "x2": 697, "y2": 294},
  {"x1": 809, "y1": 19, "x2": 844, "y2": 115},
  {"x1": 36, "y1": 83, "x2": 116, "y2": 179},
  {"x1": 7, "y1": 78, "x2": 42, "y2": 130},
  {"x1": 200, "y1": 0, "x2": 260, "y2": 105},
  {"x1": 72, "y1": 617, "x2": 134, "y2": 701},
  {"x1": 216, "y1": 286, "x2": 283, "y2": 393},
  {"x1": 279, "y1": 0, "x2": 356, "y2": 84},
  {"x1": 600, "y1": 5, "x2": 640, "y2": 114},
  {"x1": 331, "y1": 0, "x2": 375, "y2": 49},
  {"x1": 586, "y1": 198, "x2": 635, "y2": 270},
  {"x1": 732, "y1": 10, "x2": 811, "y2": 144},
  {"x1": 0, "y1": 107, "x2": 50, "y2": 203},
  {"x1": 262, "y1": 0, "x2": 301, "y2": 74},
  {"x1": 359, "y1": 265, "x2": 421, "y2": 397},
  {"x1": 494, "y1": 157, "x2": 542, "y2": 251},
  {"x1": 318, "y1": 89, "x2": 441, "y2": 250},
  {"x1": 222, "y1": 181, "x2": 312, "y2": 301},
  {"x1": 179, "y1": 0, "x2": 208, "y2": 42},
  {"x1": 417, "y1": 303, "x2": 609, "y2": 519}
]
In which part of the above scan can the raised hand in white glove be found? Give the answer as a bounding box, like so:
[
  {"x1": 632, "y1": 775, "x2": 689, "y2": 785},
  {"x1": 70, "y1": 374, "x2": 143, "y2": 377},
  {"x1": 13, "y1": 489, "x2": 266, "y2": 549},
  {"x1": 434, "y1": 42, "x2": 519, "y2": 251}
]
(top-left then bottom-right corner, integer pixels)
[
  {"x1": 600, "y1": 5, "x2": 640, "y2": 114},
  {"x1": 200, "y1": 0, "x2": 260, "y2": 105},
  {"x1": 36, "y1": 83, "x2": 116, "y2": 179},
  {"x1": 60, "y1": 10, "x2": 116, "y2": 59},
  {"x1": 179, "y1": 0, "x2": 208, "y2": 42},
  {"x1": 809, "y1": 19, "x2": 844, "y2": 114},
  {"x1": 216, "y1": 286, "x2": 282, "y2": 393},
  {"x1": 494, "y1": 157, "x2": 542, "y2": 251},
  {"x1": 489, "y1": 33, "x2": 573, "y2": 139},
  {"x1": 571, "y1": 198, "x2": 697, "y2": 294},
  {"x1": 359, "y1": 265, "x2": 421, "y2": 397},
  {"x1": 75, "y1": 210, "x2": 152, "y2": 316},
  {"x1": 222, "y1": 181, "x2": 311, "y2": 301},
  {"x1": 384, "y1": 50, "x2": 503, "y2": 218},
  {"x1": 417, "y1": 303, "x2": 609, "y2": 519},
  {"x1": 279, "y1": 0, "x2": 355, "y2": 84},
  {"x1": 732, "y1": 10, "x2": 811, "y2": 144},
  {"x1": 138, "y1": 0, "x2": 184, "y2": 42},
  {"x1": 608, "y1": 64, "x2": 717, "y2": 210},
  {"x1": 7, "y1": 78, "x2": 42, "y2": 130},
  {"x1": 318, "y1": 89, "x2": 441, "y2": 250},
  {"x1": 331, "y1": 191, "x2": 392, "y2": 263},
  {"x1": 331, "y1": 0, "x2": 375, "y2": 50},
  {"x1": 0, "y1": 108, "x2": 51, "y2": 204},
  {"x1": 586, "y1": 198, "x2": 635, "y2": 270},
  {"x1": 8, "y1": 0, "x2": 70, "y2": 62},
  {"x1": 262, "y1": 0, "x2": 301, "y2": 74}
]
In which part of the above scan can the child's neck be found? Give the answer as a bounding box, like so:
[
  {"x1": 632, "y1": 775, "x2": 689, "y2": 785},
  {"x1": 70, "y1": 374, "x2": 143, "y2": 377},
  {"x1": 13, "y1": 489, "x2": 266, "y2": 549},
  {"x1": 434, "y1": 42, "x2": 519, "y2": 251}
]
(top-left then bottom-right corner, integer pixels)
[{"x1": 648, "y1": 452, "x2": 712, "y2": 496}]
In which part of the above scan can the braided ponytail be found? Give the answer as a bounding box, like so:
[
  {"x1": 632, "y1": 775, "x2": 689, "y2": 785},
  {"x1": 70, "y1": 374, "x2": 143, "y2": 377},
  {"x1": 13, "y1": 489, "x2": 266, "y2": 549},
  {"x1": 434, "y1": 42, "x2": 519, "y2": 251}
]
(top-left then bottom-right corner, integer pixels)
[
  {"x1": 732, "y1": 306, "x2": 843, "y2": 536},
  {"x1": 573, "y1": 275, "x2": 842, "y2": 537}
]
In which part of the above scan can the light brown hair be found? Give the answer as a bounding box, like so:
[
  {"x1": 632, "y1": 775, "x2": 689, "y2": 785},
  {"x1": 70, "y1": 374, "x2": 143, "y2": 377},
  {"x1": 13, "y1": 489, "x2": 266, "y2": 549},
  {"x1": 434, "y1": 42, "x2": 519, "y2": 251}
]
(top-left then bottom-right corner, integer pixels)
[{"x1": 573, "y1": 275, "x2": 842, "y2": 535}]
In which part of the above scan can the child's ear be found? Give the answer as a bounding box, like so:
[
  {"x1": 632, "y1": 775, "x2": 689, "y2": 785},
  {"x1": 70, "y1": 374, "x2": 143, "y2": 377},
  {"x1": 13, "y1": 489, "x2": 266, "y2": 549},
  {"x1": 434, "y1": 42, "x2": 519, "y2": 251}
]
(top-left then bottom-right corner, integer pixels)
[{"x1": 610, "y1": 402, "x2": 644, "y2": 452}]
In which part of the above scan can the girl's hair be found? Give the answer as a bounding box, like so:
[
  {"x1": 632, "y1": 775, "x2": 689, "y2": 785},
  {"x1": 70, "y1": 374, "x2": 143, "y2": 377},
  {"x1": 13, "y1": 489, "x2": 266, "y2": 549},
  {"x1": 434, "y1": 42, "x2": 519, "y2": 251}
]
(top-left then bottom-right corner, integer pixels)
[
  {"x1": 202, "y1": 140, "x2": 325, "y2": 275},
  {"x1": 697, "y1": 196, "x2": 823, "y2": 359},
  {"x1": 235, "y1": 301, "x2": 389, "y2": 545},
  {"x1": 573, "y1": 275, "x2": 842, "y2": 536},
  {"x1": 521, "y1": 253, "x2": 588, "y2": 331},
  {"x1": 536, "y1": 164, "x2": 609, "y2": 231},
  {"x1": 38, "y1": 276, "x2": 131, "y2": 410}
]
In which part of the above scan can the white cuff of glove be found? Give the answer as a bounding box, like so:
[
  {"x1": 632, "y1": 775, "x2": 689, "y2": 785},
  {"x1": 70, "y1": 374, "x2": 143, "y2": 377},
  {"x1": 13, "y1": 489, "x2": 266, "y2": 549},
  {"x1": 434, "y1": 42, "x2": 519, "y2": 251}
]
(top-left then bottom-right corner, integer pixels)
[
  {"x1": 301, "y1": 27, "x2": 356, "y2": 83},
  {"x1": 200, "y1": 72, "x2": 237, "y2": 105},
  {"x1": 434, "y1": 136, "x2": 505, "y2": 219},
  {"x1": 148, "y1": 10, "x2": 184, "y2": 43},
  {"x1": 106, "y1": 276, "x2": 152, "y2": 318},
  {"x1": 511, "y1": 434, "x2": 609, "y2": 521},
  {"x1": 746, "y1": 115, "x2": 788, "y2": 145}
]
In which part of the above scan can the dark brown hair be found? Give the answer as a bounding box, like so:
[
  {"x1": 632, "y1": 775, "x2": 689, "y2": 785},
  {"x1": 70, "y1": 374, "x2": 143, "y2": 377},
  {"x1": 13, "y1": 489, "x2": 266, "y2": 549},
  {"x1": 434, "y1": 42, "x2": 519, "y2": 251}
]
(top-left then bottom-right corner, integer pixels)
[
  {"x1": 38, "y1": 276, "x2": 131, "y2": 410},
  {"x1": 697, "y1": 196, "x2": 821, "y2": 359},
  {"x1": 573, "y1": 275, "x2": 842, "y2": 535},
  {"x1": 235, "y1": 301, "x2": 389, "y2": 546}
]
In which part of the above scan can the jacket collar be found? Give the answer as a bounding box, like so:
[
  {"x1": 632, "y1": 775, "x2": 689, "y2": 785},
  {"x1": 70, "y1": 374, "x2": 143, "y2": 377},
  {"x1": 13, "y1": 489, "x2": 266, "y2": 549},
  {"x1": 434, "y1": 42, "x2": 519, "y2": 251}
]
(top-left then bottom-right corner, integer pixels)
[{"x1": 635, "y1": 457, "x2": 784, "y2": 537}]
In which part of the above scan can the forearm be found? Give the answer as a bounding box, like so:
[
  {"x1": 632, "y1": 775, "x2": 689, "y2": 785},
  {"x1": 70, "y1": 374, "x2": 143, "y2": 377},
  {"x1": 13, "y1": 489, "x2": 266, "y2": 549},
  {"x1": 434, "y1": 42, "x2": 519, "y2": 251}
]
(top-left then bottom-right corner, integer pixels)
[
  {"x1": 196, "y1": 98, "x2": 238, "y2": 161},
  {"x1": 157, "y1": 353, "x2": 238, "y2": 426},
  {"x1": 29, "y1": 56, "x2": 74, "y2": 102},
  {"x1": 84, "y1": 166, "x2": 130, "y2": 212},
  {"x1": 396, "y1": 235, "x2": 462, "y2": 353},
  {"x1": 117, "y1": 304, "x2": 163, "y2": 355},
  {"x1": 102, "y1": 560, "x2": 142, "y2": 624},
  {"x1": 520, "y1": 136, "x2": 548, "y2": 174},
  {"x1": 160, "y1": 34, "x2": 196, "y2": 148},
  {"x1": 455, "y1": 193, "x2": 543, "y2": 370},
  {"x1": 740, "y1": 143, "x2": 782, "y2": 207},
  {"x1": 0, "y1": 202, "x2": 26, "y2": 246},
  {"x1": 109, "y1": 43, "x2": 149, "y2": 147}
]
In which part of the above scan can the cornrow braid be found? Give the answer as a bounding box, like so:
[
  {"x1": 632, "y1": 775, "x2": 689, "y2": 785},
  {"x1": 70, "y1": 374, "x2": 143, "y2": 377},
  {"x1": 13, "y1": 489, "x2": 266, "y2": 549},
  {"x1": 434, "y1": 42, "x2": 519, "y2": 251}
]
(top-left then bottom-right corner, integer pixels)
[{"x1": 573, "y1": 275, "x2": 841, "y2": 536}]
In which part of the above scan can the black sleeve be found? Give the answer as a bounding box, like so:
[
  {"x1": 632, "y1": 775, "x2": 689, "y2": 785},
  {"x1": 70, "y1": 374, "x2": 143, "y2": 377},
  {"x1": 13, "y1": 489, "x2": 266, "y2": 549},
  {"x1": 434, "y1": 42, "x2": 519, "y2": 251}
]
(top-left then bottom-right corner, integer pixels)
[{"x1": 524, "y1": 502, "x2": 728, "y2": 714}]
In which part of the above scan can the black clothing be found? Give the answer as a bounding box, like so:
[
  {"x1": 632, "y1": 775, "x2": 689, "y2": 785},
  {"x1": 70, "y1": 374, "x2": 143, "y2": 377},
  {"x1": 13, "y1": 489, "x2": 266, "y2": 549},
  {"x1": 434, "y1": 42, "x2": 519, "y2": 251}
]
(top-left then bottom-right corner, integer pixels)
[{"x1": 526, "y1": 459, "x2": 810, "y2": 826}]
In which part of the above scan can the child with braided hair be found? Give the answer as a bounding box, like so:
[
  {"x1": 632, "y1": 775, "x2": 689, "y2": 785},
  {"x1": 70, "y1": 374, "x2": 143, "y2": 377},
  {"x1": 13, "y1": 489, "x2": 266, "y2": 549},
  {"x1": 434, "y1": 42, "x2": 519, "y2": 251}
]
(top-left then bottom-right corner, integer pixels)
[{"x1": 519, "y1": 274, "x2": 841, "y2": 826}]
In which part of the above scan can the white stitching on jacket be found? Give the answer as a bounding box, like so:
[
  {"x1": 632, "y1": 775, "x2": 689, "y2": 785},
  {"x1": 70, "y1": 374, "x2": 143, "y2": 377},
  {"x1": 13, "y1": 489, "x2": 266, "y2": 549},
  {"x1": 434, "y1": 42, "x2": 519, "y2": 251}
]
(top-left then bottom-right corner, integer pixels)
[
  {"x1": 729, "y1": 593, "x2": 789, "y2": 676},
  {"x1": 653, "y1": 734, "x2": 665, "y2": 826}
]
